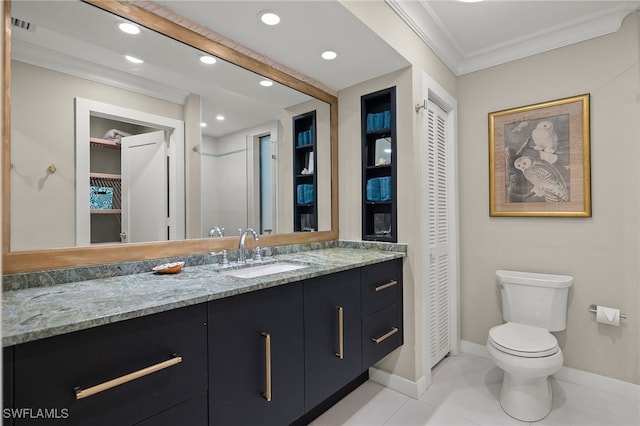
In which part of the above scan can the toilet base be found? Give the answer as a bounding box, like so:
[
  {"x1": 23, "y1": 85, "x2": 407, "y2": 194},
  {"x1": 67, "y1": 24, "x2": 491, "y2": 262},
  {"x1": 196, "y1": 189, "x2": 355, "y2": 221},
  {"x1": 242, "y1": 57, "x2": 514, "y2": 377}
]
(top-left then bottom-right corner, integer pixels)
[{"x1": 499, "y1": 371, "x2": 553, "y2": 422}]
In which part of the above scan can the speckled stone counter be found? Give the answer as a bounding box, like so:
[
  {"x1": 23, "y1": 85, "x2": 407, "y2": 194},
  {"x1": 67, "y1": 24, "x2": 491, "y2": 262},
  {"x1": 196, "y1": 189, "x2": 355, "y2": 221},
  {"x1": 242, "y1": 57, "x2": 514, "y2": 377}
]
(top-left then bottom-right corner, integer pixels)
[{"x1": 2, "y1": 245, "x2": 405, "y2": 347}]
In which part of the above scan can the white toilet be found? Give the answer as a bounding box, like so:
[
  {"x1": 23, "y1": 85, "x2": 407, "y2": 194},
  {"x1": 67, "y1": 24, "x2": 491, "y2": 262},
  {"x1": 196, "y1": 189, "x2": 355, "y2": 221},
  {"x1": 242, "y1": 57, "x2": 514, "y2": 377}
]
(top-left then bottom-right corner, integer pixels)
[{"x1": 487, "y1": 270, "x2": 573, "y2": 422}]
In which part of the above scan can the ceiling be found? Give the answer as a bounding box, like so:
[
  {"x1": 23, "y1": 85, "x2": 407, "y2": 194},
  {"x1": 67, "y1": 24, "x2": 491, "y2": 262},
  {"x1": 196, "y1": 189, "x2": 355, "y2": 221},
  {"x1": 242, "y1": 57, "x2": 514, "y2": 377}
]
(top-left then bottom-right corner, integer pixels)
[
  {"x1": 152, "y1": 0, "x2": 411, "y2": 91},
  {"x1": 156, "y1": 0, "x2": 639, "y2": 80}
]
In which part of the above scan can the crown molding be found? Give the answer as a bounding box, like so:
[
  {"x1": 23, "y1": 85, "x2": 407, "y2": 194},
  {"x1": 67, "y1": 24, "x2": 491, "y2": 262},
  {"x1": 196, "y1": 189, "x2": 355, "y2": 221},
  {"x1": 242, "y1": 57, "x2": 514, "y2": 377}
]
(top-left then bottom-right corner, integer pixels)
[{"x1": 386, "y1": 0, "x2": 639, "y2": 76}]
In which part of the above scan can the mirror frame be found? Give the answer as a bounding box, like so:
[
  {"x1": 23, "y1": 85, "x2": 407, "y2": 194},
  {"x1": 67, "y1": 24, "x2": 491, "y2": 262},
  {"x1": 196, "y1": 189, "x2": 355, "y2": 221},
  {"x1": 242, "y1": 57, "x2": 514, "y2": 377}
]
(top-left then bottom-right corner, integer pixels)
[{"x1": 2, "y1": 0, "x2": 339, "y2": 274}]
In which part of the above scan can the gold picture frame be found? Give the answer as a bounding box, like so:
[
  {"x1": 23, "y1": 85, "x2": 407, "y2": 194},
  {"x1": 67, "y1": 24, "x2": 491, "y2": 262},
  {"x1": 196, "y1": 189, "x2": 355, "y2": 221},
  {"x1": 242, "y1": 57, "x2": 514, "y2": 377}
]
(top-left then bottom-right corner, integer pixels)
[{"x1": 489, "y1": 94, "x2": 591, "y2": 217}]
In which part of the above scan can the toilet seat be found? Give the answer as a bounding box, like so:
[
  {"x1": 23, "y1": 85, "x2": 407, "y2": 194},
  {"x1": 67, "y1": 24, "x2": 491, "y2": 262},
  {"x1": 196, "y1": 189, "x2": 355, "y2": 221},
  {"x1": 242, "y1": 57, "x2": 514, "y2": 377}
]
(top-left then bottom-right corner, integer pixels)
[{"x1": 489, "y1": 322, "x2": 559, "y2": 358}]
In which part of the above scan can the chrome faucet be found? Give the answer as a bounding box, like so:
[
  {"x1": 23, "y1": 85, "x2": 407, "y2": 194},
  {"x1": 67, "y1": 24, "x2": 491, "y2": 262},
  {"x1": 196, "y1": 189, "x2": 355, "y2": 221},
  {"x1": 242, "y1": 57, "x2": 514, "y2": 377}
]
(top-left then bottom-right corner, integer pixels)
[
  {"x1": 208, "y1": 226, "x2": 225, "y2": 237},
  {"x1": 237, "y1": 228, "x2": 259, "y2": 264}
]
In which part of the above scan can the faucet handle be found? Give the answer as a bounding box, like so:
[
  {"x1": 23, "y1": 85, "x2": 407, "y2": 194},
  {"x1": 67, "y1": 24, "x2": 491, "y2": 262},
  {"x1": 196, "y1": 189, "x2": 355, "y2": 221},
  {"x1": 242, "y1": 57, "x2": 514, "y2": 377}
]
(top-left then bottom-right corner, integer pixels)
[
  {"x1": 210, "y1": 250, "x2": 229, "y2": 265},
  {"x1": 254, "y1": 247, "x2": 263, "y2": 262}
]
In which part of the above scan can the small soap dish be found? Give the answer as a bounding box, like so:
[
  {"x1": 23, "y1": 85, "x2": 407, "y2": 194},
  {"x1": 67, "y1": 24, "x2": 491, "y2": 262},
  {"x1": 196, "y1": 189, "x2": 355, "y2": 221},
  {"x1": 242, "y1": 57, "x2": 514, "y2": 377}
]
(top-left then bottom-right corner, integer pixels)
[{"x1": 152, "y1": 261, "x2": 185, "y2": 274}]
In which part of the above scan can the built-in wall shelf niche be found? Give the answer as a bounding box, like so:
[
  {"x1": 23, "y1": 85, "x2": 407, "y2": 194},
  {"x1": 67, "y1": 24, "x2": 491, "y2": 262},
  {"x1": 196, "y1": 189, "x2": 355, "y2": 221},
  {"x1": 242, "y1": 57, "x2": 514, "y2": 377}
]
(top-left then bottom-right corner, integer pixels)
[
  {"x1": 293, "y1": 110, "x2": 318, "y2": 232},
  {"x1": 361, "y1": 87, "x2": 397, "y2": 243}
]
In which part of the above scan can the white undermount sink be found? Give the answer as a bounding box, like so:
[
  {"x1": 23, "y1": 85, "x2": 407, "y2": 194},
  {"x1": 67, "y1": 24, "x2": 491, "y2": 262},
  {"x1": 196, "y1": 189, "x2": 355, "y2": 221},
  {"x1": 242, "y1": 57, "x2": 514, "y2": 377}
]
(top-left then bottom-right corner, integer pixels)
[{"x1": 222, "y1": 262, "x2": 308, "y2": 279}]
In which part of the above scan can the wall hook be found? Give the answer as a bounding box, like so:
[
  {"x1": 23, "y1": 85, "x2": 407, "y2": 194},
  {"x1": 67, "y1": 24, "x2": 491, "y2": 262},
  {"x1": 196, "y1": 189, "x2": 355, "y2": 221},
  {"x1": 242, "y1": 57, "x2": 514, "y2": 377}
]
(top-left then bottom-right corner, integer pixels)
[{"x1": 415, "y1": 100, "x2": 427, "y2": 113}]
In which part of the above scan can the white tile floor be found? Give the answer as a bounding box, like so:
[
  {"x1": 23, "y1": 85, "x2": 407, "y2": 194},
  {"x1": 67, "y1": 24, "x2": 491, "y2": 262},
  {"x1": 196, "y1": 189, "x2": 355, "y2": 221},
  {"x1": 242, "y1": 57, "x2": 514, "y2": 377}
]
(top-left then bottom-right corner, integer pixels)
[{"x1": 310, "y1": 353, "x2": 640, "y2": 426}]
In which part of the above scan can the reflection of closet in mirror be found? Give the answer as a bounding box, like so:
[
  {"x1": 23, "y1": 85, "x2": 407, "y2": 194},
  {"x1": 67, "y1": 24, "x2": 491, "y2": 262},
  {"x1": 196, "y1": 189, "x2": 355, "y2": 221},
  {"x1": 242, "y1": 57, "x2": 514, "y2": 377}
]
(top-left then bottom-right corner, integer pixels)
[
  {"x1": 293, "y1": 111, "x2": 317, "y2": 232},
  {"x1": 89, "y1": 117, "x2": 150, "y2": 244},
  {"x1": 75, "y1": 98, "x2": 186, "y2": 247}
]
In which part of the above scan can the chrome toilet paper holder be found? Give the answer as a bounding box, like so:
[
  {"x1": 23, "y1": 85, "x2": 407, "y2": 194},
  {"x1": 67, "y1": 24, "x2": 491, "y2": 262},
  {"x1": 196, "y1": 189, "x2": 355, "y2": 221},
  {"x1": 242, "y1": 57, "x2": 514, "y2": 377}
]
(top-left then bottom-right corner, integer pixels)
[{"x1": 588, "y1": 304, "x2": 627, "y2": 320}]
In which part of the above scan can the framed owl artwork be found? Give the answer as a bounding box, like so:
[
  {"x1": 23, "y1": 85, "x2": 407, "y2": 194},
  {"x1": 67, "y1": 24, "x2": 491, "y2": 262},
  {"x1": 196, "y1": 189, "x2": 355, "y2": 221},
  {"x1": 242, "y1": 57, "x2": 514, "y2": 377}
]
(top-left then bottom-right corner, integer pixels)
[{"x1": 488, "y1": 94, "x2": 591, "y2": 217}]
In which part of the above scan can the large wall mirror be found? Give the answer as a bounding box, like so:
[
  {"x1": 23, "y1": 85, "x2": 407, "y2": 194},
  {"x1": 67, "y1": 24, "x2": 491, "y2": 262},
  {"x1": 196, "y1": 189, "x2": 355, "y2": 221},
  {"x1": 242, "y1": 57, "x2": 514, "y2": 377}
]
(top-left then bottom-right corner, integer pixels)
[{"x1": 2, "y1": 0, "x2": 338, "y2": 274}]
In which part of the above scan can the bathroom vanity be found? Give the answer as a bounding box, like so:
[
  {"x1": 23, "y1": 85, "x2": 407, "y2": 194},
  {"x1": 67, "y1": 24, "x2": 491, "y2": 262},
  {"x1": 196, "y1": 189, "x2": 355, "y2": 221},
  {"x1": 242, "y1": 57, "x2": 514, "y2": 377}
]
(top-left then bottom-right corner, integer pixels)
[{"x1": 2, "y1": 246, "x2": 404, "y2": 425}]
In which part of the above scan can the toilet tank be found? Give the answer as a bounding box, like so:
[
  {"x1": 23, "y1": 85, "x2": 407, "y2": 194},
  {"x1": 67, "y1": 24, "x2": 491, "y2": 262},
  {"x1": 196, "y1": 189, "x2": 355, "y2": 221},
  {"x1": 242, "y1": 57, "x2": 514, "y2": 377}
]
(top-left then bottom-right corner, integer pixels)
[{"x1": 497, "y1": 270, "x2": 573, "y2": 332}]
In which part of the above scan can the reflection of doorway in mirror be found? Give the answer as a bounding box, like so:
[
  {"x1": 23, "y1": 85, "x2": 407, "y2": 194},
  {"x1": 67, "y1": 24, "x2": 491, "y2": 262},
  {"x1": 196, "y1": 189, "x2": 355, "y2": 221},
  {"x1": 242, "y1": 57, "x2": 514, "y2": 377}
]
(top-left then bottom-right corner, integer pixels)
[
  {"x1": 75, "y1": 98, "x2": 186, "y2": 247},
  {"x1": 201, "y1": 122, "x2": 279, "y2": 237}
]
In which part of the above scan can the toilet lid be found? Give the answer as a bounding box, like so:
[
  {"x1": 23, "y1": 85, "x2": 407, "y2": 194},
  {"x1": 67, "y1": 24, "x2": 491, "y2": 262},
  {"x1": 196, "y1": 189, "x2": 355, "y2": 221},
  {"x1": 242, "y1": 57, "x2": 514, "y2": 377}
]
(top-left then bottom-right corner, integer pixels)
[{"x1": 489, "y1": 322, "x2": 559, "y2": 358}]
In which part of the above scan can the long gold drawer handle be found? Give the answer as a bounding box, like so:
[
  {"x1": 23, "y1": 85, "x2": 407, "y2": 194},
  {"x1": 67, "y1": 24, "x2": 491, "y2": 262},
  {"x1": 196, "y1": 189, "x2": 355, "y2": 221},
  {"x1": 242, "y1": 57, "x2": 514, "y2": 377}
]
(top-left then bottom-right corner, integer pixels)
[
  {"x1": 374, "y1": 280, "x2": 398, "y2": 292},
  {"x1": 262, "y1": 332, "x2": 272, "y2": 402},
  {"x1": 336, "y1": 306, "x2": 344, "y2": 359},
  {"x1": 74, "y1": 354, "x2": 182, "y2": 400},
  {"x1": 371, "y1": 327, "x2": 399, "y2": 344}
]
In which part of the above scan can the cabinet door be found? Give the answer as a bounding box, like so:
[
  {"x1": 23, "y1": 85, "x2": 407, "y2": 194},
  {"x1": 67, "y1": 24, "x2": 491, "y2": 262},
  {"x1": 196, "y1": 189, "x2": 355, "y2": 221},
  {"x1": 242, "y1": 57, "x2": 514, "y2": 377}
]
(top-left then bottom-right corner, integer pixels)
[
  {"x1": 12, "y1": 304, "x2": 207, "y2": 426},
  {"x1": 4, "y1": 347, "x2": 14, "y2": 426},
  {"x1": 209, "y1": 283, "x2": 304, "y2": 426},
  {"x1": 304, "y1": 269, "x2": 362, "y2": 410}
]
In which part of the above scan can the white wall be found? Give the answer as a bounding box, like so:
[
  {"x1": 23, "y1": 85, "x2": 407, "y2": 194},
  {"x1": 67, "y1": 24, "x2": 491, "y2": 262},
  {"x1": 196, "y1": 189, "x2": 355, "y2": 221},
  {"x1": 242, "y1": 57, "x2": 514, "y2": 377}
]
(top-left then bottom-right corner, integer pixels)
[
  {"x1": 457, "y1": 12, "x2": 639, "y2": 384},
  {"x1": 10, "y1": 61, "x2": 183, "y2": 251}
]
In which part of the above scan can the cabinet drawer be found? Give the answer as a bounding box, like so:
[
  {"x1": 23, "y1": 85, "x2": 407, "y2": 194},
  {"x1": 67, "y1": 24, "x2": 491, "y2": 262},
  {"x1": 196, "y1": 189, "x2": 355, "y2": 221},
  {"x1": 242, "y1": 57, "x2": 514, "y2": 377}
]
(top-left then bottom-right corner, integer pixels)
[
  {"x1": 361, "y1": 258, "x2": 402, "y2": 316},
  {"x1": 362, "y1": 304, "x2": 403, "y2": 367},
  {"x1": 135, "y1": 393, "x2": 207, "y2": 426},
  {"x1": 12, "y1": 304, "x2": 207, "y2": 426}
]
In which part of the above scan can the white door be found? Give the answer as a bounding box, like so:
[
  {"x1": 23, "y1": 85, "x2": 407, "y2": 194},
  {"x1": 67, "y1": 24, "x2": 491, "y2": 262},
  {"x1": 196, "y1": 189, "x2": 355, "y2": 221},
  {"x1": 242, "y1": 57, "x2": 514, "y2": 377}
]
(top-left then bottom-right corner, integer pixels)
[
  {"x1": 422, "y1": 93, "x2": 461, "y2": 369},
  {"x1": 121, "y1": 130, "x2": 167, "y2": 243},
  {"x1": 425, "y1": 103, "x2": 450, "y2": 367}
]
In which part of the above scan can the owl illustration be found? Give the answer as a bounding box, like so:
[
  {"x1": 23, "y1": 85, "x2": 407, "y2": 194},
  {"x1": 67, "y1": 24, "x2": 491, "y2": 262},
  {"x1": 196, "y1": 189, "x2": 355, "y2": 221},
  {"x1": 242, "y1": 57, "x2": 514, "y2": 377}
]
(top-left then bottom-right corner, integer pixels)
[
  {"x1": 513, "y1": 156, "x2": 568, "y2": 202},
  {"x1": 531, "y1": 121, "x2": 558, "y2": 153}
]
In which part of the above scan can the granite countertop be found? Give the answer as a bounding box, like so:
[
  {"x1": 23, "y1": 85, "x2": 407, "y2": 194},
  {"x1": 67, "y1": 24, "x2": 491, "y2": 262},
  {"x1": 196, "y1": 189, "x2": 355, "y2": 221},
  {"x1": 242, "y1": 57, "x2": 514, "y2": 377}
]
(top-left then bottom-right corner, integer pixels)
[{"x1": 2, "y1": 247, "x2": 405, "y2": 347}]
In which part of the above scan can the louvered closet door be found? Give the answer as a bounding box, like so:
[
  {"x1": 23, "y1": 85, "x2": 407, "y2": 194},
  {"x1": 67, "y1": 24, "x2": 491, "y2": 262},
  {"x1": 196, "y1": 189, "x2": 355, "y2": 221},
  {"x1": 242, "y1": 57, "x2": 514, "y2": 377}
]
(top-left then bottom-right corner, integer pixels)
[{"x1": 425, "y1": 102, "x2": 451, "y2": 368}]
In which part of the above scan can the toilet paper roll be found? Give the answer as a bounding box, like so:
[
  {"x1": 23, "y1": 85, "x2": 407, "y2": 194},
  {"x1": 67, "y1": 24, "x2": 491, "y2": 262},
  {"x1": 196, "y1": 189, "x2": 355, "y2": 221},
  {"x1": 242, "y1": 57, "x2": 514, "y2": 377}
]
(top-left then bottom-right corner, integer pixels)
[{"x1": 596, "y1": 305, "x2": 620, "y2": 326}]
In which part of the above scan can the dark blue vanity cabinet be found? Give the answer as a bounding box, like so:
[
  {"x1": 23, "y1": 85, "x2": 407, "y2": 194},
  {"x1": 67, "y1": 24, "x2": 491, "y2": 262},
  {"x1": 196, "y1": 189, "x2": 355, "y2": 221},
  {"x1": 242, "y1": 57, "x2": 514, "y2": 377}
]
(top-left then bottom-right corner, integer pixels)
[
  {"x1": 3, "y1": 257, "x2": 404, "y2": 426},
  {"x1": 7, "y1": 304, "x2": 208, "y2": 426},
  {"x1": 208, "y1": 282, "x2": 305, "y2": 426},
  {"x1": 303, "y1": 269, "x2": 362, "y2": 411}
]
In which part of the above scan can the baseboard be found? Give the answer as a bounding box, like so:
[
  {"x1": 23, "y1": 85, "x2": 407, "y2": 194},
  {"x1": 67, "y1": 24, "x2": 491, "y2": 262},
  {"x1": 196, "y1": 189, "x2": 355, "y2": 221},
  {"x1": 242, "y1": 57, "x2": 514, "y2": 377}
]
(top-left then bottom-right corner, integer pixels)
[
  {"x1": 460, "y1": 340, "x2": 640, "y2": 402},
  {"x1": 460, "y1": 339, "x2": 492, "y2": 359},
  {"x1": 368, "y1": 366, "x2": 429, "y2": 399}
]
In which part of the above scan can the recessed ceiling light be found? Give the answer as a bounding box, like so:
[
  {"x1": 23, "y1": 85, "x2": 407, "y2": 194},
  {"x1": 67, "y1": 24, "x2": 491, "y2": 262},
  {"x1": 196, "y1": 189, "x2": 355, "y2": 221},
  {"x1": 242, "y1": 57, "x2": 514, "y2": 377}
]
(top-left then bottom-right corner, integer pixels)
[
  {"x1": 201, "y1": 122, "x2": 207, "y2": 128},
  {"x1": 118, "y1": 22, "x2": 140, "y2": 35},
  {"x1": 216, "y1": 115, "x2": 225, "y2": 121},
  {"x1": 200, "y1": 55, "x2": 217, "y2": 65},
  {"x1": 260, "y1": 80, "x2": 274, "y2": 87},
  {"x1": 125, "y1": 55, "x2": 143, "y2": 64},
  {"x1": 459, "y1": 0, "x2": 483, "y2": 3},
  {"x1": 260, "y1": 11, "x2": 281, "y2": 26},
  {"x1": 321, "y1": 50, "x2": 338, "y2": 60}
]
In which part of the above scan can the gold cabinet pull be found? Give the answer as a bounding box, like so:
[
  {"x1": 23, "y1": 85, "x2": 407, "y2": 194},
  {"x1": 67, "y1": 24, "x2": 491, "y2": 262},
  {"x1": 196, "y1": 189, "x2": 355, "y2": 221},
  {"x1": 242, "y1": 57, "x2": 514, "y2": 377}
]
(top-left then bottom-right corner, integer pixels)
[
  {"x1": 373, "y1": 280, "x2": 398, "y2": 292},
  {"x1": 74, "y1": 354, "x2": 182, "y2": 400},
  {"x1": 335, "y1": 306, "x2": 344, "y2": 359},
  {"x1": 371, "y1": 327, "x2": 399, "y2": 344},
  {"x1": 262, "y1": 332, "x2": 272, "y2": 402}
]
